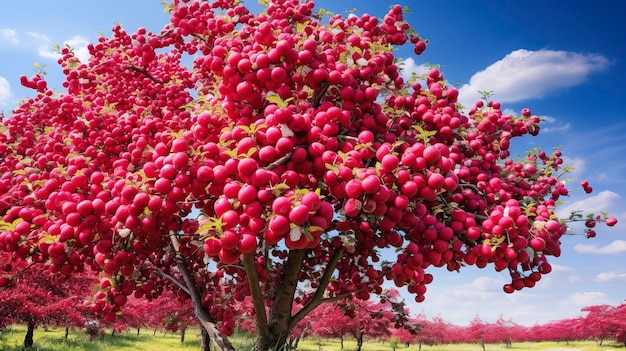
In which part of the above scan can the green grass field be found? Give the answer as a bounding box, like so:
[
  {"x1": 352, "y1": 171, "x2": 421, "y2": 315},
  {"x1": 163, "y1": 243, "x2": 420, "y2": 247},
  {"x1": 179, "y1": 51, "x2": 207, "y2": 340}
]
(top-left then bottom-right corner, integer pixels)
[{"x1": 0, "y1": 325, "x2": 623, "y2": 351}]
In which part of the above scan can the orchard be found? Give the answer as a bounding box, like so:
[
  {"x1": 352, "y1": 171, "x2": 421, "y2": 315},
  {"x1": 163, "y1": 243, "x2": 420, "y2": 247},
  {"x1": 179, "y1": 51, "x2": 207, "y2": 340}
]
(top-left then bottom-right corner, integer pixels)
[{"x1": 0, "y1": 0, "x2": 618, "y2": 350}]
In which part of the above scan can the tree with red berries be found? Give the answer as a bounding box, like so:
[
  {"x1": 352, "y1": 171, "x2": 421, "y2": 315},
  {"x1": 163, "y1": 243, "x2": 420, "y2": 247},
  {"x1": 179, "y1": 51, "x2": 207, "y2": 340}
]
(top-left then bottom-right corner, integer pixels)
[
  {"x1": 410, "y1": 314, "x2": 449, "y2": 349},
  {"x1": 307, "y1": 290, "x2": 407, "y2": 351},
  {"x1": 579, "y1": 303, "x2": 626, "y2": 346},
  {"x1": 0, "y1": 0, "x2": 617, "y2": 350},
  {"x1": 0, "y1": 253, "x2": 95, "y2": 347}
]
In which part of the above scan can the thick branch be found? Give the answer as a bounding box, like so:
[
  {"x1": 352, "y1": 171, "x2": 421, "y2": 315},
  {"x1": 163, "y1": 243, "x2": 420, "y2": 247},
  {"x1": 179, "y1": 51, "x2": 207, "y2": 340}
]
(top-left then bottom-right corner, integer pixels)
[
  {"x1": 242, "y1": 253, "x2": 270, "y2": 340},
  {"x1": 289, "y1": 247, "x2": 344, "y2": 330},
  {"x1": 169, "y1": 233, "x2": 235, "y2": 351}
]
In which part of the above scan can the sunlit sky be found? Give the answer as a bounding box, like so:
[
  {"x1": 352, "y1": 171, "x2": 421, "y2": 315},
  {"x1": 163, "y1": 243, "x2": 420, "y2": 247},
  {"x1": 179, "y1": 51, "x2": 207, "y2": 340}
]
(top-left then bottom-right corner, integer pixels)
[{"x1": 1, "y1": 1, "x2": 625, "y2": 326}]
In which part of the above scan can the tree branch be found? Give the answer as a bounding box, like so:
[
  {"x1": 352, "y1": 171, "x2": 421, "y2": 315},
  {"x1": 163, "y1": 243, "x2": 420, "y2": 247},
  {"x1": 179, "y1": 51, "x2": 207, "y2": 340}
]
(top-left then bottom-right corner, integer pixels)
[
  {"x1": 266, "y1": 152, "x2": 292, "y2": 170},
  {"x1": 312, "y1": 81, "x2": 329, "y2": 108},
  {"x1": 317, "y1": 290, "x2": 359, "y2": 305},
  {"x1": 169, "y1": 233, "x2": 235, "y2": 351},
  {"x1": 289, "y1": 246, "x2": 343, "y2": 330},
  {"x1": 153, "y1": 267, "x2": 191, "y2": 296},
  {"x1": 127, "y1": 65, "x2": 164, "y2": 84}
]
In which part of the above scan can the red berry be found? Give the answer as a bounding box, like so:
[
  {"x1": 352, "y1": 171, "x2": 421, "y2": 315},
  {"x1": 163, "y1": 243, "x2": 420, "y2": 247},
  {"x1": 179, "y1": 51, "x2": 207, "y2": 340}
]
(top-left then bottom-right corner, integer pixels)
[
  {"x1": 204, "y1": 238, "x2": 222, "y2": 256},
  {"x1": 529, "y1": 237, "x2": 546, "y2": 252},
  {"x1": 289, "y1": 205, "x2": 310, "y2": 226},
  {"x1": 606, "y1": 217, "x2": 618, "y2": 227},
  {"x1": 238, "y1": 234, "x2": 257, "y2": 254},
  {"x1": 272, "y1": 196, "x2": 292, "y2": 216},
  {"x1": 300, "y1": 192, "x2": 321, "y2": 212}
]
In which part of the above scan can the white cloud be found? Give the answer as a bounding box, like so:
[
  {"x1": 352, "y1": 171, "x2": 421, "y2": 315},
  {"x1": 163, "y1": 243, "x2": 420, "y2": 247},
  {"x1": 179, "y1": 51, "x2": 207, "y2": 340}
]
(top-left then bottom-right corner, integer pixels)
[
  {"x1": 458, "y1": 49, "x2": 609, "y2": 107},
  {"x1": 539, "y1": 115, "x2": 572, "y2": 133},
  {"x1": 549, "y1": 264, "x2": 572, "y2": 272},
  {"x1": 28, "y1": 32, "x2": 90, "y2": 63},
  {"x1": 27, "y1": 31, "x2": 50, "y2": 42},
  {"x1": 542, "y1": 122, "x2": 571, "y2": 133},
  {"x1": 502, "y1": 108, "x2": 516, "y2": 116},
  {"x1": 574, "y1": 240, "x2": 626, "y2": 255},
  {"x1": 561, "y1": 291, "x2": 608, "y2": 307},
  {"x1": 0, "y1": 76, "x2": 12, "y2": 108},
  {"x1": 63, "y1": 36, "x2": 91, "y2": 63},
  {"x1": 568, "y1": 276, "x2": 582, "y2": 283},
  {"x1": 595, "y1": 271, "x2": 626, "y2": 282},
  {"x1": 1, "y1": 28, "x2": 19, "y2": 44},
  {"x1": 536, "y1": 264, "x2": 578, "y2": 288},
  {"x1": 399, "y1": 57, "x2": 431, "y2": 83},
  {"x1": 556, "y1": 190, "x2": 621, "y2": 219},
  {"x1": 558, "y1": 156, "x2": 586, "y2": 183}
]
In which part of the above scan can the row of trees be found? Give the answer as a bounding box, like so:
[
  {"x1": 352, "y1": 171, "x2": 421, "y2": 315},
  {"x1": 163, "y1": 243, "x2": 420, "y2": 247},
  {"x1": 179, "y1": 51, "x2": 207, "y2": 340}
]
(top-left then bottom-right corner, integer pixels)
[
  {"x1": 388, "y1": 304, "x2": 626, "y2": 349},
  {"x1": 281, "y1": 298, "x2": 626, "y2": 350},
  {"x1": 0, "y1": 251, "x2": 201, "y2": 348},
  {"x1": 2, "y1": 260, "x2": 623, "y2": 351}
]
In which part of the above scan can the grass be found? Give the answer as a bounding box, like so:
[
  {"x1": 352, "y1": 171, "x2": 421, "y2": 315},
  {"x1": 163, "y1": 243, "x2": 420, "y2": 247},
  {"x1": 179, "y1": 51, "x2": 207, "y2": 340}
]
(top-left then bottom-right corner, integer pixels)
[
  {"x1": 0, "y1": 325, "x2": 624, "y2": 351},
  {"x1": 295, "y1": 339, "x2": 624, "y2": 351},
  {"x1": 0, "y1": 325, "x2": 204, "y2": 351}
]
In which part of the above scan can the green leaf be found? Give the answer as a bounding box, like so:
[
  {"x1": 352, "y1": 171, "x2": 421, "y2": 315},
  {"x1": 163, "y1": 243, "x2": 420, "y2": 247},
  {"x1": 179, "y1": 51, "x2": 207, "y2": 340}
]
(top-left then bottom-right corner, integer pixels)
[
  {"x1": 412, "y1": 125, "x2": 437, "y2": 143},
  {"x1": 296, "y1": 21, "x2": 310, "y2": 34}
]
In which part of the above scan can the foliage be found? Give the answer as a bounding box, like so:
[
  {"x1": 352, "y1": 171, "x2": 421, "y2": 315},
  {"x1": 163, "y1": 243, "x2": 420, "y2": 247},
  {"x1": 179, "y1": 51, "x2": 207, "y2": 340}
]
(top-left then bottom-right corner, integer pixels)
[
  {"x1": 0, "y1": 252, "x2": 96, "y2": 346},
  {"x1": 0, "y1": 0, "x2": 617, "y2": 350}
]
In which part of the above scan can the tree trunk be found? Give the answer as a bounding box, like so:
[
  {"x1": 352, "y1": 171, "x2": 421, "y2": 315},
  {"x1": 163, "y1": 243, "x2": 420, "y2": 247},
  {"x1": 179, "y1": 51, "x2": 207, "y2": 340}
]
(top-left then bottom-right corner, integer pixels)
[
  {"x1": 257, "y1": 249, "x2": 307, "y2": 351},
  {"x1": 64, "y1": 326, "x2": 69, "y2": 340},
  {"x1": 480, "y1": 337, "x2": 485, "y2": 351},
  {"x1": 180, "y1": 328, "x2": 186, "y2": 343},
  {"x1": 153, "y1": 328, "x2": 157, "y2": 336},
  {"x1": 356, "y1": 331, "x2": 364, "y2": 351},
  {"x1": 24, "y1": 322, "x2": 35, "y2": 348},
  {"x1": 418, "y1": 340, "x2": 422, "y2": 351},
  {"x1": 137, "y1": 327, "x2": 140, "y2": 336},
  {"x1": 340, "y1": 335, "x2": 344, "y2": 349},
  {"x1": 201, "y1": 327, "x2": 211, "y2": 351}
]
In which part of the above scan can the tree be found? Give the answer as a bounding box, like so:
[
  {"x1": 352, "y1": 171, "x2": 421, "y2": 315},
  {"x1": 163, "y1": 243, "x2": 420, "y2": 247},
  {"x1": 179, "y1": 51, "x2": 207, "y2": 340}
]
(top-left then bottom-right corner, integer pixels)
[
  {"x1": 528, "y1": 318, "x2": 583, "y2": 343},
  {"x1": 580, "y1": 303, "x2": 626, "y2": 346},
  {"x1": 483, "y1": 316, "x2": 516, "y2": 347},
  {"x1": 614, "y1": 303, "x2": 626, "y2": 347},
  {"x1": 411, "y1": 314, "x2": 449, "y2": 349},
  {"x1": 467, "y1": 316, "x2": 488, "y2": 351},
  {"x1": 0, "y1": 0, "x2": 617, "y2": 350},
  {"x1": 0, "y1": 252, "x2": 95, "y2": 347},
  {"x1": 308, "y1": 292, "x2": 405, "y2": 351}
]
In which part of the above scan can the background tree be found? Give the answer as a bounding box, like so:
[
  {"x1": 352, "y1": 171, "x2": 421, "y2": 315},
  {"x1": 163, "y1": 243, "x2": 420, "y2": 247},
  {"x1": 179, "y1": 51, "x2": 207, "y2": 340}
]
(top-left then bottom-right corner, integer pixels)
[
  {"x1": 0, "y1": 252, "x2": 96, "y2": 347},
  {"x1": 307, "y1": 292, "x2": 404, "y2": 351},
  {"x1": 467, "y1": 316, "x2": 488, "y2": 351},
  {"x1": 532, "y1": 318, "x2": 583, "y2": 344},
  {"x1": 579, "y1": 303, "x2": 626, "y2": 346},
  {"x1": 0, "y1": 0, "x2": 617, "y2": 350},
  {"x1": 614, "y1": 303, "x2": 626, "y2": 347},
  {"x1": 410, "y1": 314, "x2": 449, "y2": 349},
  {"x1": 483, "y1": 316, "x2": 516, "y2": 347}
]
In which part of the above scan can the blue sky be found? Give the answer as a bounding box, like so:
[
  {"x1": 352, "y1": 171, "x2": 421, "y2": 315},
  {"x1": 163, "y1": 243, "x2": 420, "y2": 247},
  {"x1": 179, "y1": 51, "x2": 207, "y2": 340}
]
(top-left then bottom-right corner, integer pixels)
[{"x1": 1, "y1": 1, "x2": 624, "y2": 326}]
